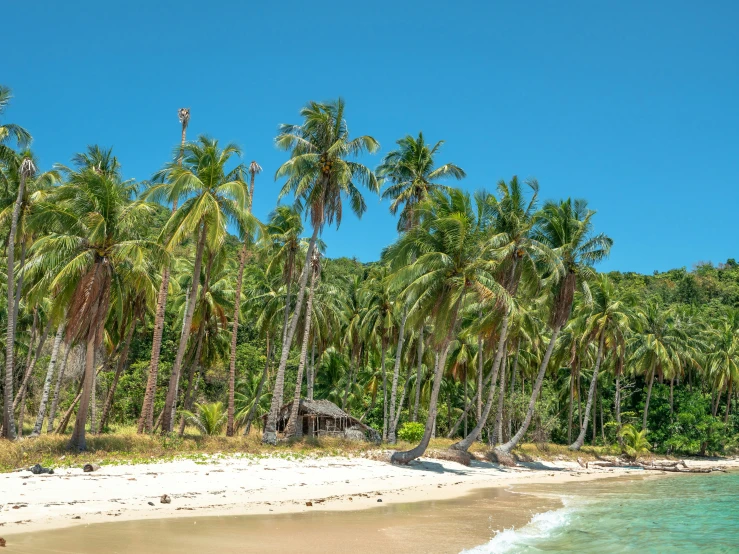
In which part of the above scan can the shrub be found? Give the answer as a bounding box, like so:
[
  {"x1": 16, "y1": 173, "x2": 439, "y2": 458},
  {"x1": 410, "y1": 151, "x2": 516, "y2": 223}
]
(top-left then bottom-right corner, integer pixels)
[
  {"x1": 619, "y1": 424, "x2": 651, "y2": 460},
  {"x1": 398, "y1": 422, "x2": 425, "y2": 443}
]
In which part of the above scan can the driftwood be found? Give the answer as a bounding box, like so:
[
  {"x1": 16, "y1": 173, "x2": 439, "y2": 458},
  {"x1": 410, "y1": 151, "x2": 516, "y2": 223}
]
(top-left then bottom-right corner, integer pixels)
[
  {"x1": 83, "y1": 463, "x2": 100, "y2": 473},
  {"x1": 429, "y1": 449, "x2": 472, "y2": 466},
  {"x1": 590, "y1": 458, "x2": 726, "y2": 473}
]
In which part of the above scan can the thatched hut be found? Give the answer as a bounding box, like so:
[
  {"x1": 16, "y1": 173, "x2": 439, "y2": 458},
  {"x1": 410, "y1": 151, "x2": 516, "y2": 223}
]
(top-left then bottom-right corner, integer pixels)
[{"x1": 264, "y1": 399, "x2": 380, "y2": 442}]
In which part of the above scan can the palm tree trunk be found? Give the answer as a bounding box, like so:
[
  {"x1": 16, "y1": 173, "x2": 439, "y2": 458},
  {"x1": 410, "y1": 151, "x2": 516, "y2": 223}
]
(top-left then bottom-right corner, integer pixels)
[
  {"x1": 642, "y1": 364, "x2": 656, "y2": 431},
  {"x1": 227, "y1": 241, "x2": 249, "y2": 436},
  {"x1": 508, "y1": 345, "x2": 518, "y2": 438},
  {"x1": 387, "y1": 308, "x2": 408, "y2": 443},
  {"x1": 160, "y1": 221, "x2": 208, "y2": 435},
  {"x1": 263, "y1": 225, "x2": 320, "y2": 445},
  {"x1": 285, "y1": 263, "x2": 318, "y2": 438},
  {"x1": 245, "y1": 335, "x2": 272, "y2": 436},
  {"x1": 591, "y1": 378, "x2": 598, "y2": 445},
  {"x1": 307, "y1": 336, "x2": 316, "y2": 401},
  {"x1": 13, "y1": 241, "x2": 26, "y2": 326},
  {"x1": 669, "y1": 376, "x2": 674, "y2": 416},
  {"x1": 69, "y1": 330, "x2": 98, "y2": 450},
  {"x1": 3, "y1": 168, "x2": 28, "y2": 439},
  {"x1": 31, "y1": 324, "x2": 65, "y2": 436},
  {"x1": 13, "y1": 317, "x2": 53, "y2": 410},
  {"x1": 570, "y1": 332, "x2": 605, "y2": 450},
  {"x1": 476, "y1": 334, "x2": 483, "y2": 421},
  {"x1": 99, "y1": 320, "x2": 137, "y2": 432},
  {"x1": 724, "y1": 379, "x2": 733, "y2": 423},
  {"x1": 178, "y1": 324, "x2": 205, "y2": 436},
  {"x1": 494, "y1": 347, "x2": 508, "y2": 445},
  {"x1": 451, "y1": 316, "x2": 509, "y2": 452},
  {"x1": 498, "y1": 325, "x2": 562, "y2": 454},
  {"x1": 48, "y1": 344, "x2": 72, "y2": 434},
  {"x1": 413, "y1": 327, "x2": 423, "y2": 422},
  {"x1": 381, "y1": 336, "x2": 389, "y2": 441},
  {"x1": 392, "y1": 299, "x2": 461, "y2": 464},
  {"x1": 393, "y1": 362, "x2": 413, "y2": 433},
  {"x1": 568, "y1": 370, "x2": 575, "y2": 444}
]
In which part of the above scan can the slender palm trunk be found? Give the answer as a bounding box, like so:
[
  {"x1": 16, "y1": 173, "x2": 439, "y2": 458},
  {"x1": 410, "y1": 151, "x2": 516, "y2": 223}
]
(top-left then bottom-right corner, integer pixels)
[
  {"x1": 244, "y1": 335, "x2": 272, "y2": 435},
  {"x1": 31, "y1": 324, "x2": 65, "y2": 436},
  {"x1": 570, "y1": 332, "x2": 605, "y2": 450},
  {"x1": 568, "y1": 370, "x2": 575, "y2": 444},
  {"x1": 412, "y1": 328, "x2": 423, "y2": 422},
  {"x1": 285, "y1": 264, "x2": 318, "y2": 438},
  {"x1": 724, "y1": 379, "x2": 733, "y2": 423},
  {"x1": 476, "y1": 333, "x2": 483, "y2": 421},
  {"x1": 451, "y1": 316, "x2": 509, "y2": 452},
  {"x1": 508, "y1": 345, "x2": 518, "y2": 438},
  {"x1": 178, "y1": 325, "x2": 205, "y2": 436},
  {"x1": 48, "y1": 344, "x2": 72, "y2": 434},
  {"x1": 99, "y1": 320, "x2": 137, "y2": 432},
  {"x1": 69, "y1": 330, "x2": 98, "y2": 450},
  {"x1": 494, "y1": 347, "x2": 508, "y2": 445},
  {"x1": 14, "y1": 317, "x2": 52, "y2": 411},
  {"x1": 642, "y1": 363, "x2": 656, "y2": 431},
  {"x1": 498, "y1": 325, "x2": 562, "y2": 454},
  {"x1": 3, "y1": 168, "x2": 28, "y2": 439},
  {"x1": 392, "y1": 300, "x2": 461, "y2": 464},
  {"x1": 669, "y1": 377, "x2": 674, "y2": 417},
  {"x1": 263, "y1": 225, "x2": 320, "y2": 444},
  {"x1": 307, "y1": 337, "x2": 316, "y2": 401},
  {"x1": 161, "y1": 221, "x2": 208, "y2": 434},
  {"x1": 227, "y1": 242, "x2": 249, "y2": 436},
  {"x1": 380, "y1": 336, "x2": 389, "y2": 441},
  {"x1": 387, "y1": 308, "x2": 408, "y2": 443}
]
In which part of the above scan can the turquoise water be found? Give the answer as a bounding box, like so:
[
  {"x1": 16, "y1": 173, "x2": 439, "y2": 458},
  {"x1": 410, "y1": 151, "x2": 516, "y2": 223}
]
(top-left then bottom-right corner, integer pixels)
[{"x1": 464, "y1": 471, "x2": 739, "y2": 553}]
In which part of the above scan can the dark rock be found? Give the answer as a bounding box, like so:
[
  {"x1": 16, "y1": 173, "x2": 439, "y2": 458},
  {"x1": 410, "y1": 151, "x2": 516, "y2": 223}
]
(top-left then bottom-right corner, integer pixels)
[
  {"x1": 0, "y1": 537, "x2": 5, "y2": 547},
  {"x1": 147, "y1": 502, "x2": 155, "y2": 506},
  {"x1": 72, "y1": 516, "x2": 81, "y2": 520},
  {"x1": 83, "y1": 464, "x2": 100, "y2": 473},
  {"x1": 305, "y1": 501, "x2": 313, "y2": 507},
  {"x1": 160, "y1": 495, "x2": 171, "y2": 504},
  {"x1": 30, "y1": 464, "x2": 54, "y2": 475},
  {"x1": 377, "y1": 499, "x2": 382, "y2": 503}
]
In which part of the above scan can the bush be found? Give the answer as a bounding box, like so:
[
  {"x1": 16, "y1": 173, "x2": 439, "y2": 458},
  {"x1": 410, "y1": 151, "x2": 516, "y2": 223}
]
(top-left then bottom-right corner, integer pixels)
[{"x1": 398, "y1": 422, "x2": 425, "y2": 443}]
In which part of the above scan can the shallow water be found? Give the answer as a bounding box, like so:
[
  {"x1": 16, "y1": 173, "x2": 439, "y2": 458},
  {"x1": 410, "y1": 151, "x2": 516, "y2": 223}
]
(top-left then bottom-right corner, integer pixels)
[
  {"x1": 464, "y1": 471, "x2": 739, "y2": 553},
  {"x1": 3, "y1": 486, "x2": 559, "y2": 554}
]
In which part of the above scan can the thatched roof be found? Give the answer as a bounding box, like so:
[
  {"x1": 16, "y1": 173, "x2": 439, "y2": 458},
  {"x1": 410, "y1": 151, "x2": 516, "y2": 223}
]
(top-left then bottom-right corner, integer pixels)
[{"x1": 294, "y1": 399, "x2": 353, "y2": 418}]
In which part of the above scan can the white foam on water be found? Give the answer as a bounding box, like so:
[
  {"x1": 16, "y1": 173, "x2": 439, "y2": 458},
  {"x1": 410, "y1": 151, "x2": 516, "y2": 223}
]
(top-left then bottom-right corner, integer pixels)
[{"x1": 460, "y1": 500, "x2": 576, "y2": 554}]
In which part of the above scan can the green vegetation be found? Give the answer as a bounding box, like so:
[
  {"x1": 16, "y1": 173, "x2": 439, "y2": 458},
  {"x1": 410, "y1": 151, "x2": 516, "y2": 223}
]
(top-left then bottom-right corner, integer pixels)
[{"x1": 0, "y1": 86, "x2": 737, "y2": 471}]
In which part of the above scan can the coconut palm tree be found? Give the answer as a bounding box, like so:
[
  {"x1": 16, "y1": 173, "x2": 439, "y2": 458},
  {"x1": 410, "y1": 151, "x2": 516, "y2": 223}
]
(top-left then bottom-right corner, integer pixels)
[
  {"x1": 142, "y1": 136, "x2": 249, "y2": 434},
  {"x1": 138, "y1": 107, "x2": 190, "y2": 433},
  {"x1": 263, "y1": 98, "x2": 379, "y2": 444},
  {"x1": 569, "y1": 275, "x2": 632, "y2": 450},
  {"x1": 0, "y1": 85, "x2": 31, "y2": 166},
  {"x1": 498, "y1": 198, "x2": 611, "y2": 454},
  {"x1": 227, "y1": 161, "x2": 262, "y2": 436},
  {"x1": 24, "y1": 147, "x2": 159, "y2": 450},
  {"x1": 385, "y1": 188, "x2": 503, "y2": 463},
  {"x1": 707, "y1": 311, "x2": 739, "y2": 423}
]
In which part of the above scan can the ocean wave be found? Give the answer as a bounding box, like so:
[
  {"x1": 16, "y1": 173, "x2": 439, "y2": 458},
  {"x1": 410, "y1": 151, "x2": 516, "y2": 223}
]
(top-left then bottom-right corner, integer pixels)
[{"x1": 460, "y1": 503, "x2": 575, "y2": 553}]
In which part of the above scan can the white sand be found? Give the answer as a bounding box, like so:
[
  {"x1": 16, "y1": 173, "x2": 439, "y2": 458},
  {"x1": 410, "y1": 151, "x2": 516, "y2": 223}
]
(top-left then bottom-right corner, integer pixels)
[{"x1": 1, "y1": 453, "x2": 736, "y2": 535}]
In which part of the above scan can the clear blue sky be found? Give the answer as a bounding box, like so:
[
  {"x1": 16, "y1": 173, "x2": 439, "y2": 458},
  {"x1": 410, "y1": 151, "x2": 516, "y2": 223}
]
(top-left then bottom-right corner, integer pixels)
[{"x1": 3, "y1": 1, "x2": 737, "y2": 274}]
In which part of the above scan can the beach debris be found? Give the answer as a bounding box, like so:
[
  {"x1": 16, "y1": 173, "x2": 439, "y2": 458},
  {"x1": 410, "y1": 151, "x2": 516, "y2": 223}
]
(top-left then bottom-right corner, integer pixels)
[
  {"x1": 0, "y1": 537, "x2": 5, "y2": 547},
  {"x1": 576, "y1": 457, "x2": 589, "y2": 469},
  {"x1": 427, "y1": 449, "x2": 472, "y2": 466},
  {"x1": 160, "y1": 495, "x2": 172, "y2": 504},
  {"x1": 484, "y1": 449, "x2": 516, "y2": 467},
  {"x1": 72, "y1": 516, "x2": 81, "y2": 520},
  {"x1": 305, "y1": 501, "x2": 313, "y2": 507},
  {"x1": 30, "y1": 464, "x2": 54, "y2": 475},
  {"x1": 147, "y1": 502, "x2": 155, "y2": 506},
  {"x1": 83, "y1": 463, "x2": 101, "y2": 473},
  {"x1": 377, "y1": 499, "x2": 382, "y2": 503}
]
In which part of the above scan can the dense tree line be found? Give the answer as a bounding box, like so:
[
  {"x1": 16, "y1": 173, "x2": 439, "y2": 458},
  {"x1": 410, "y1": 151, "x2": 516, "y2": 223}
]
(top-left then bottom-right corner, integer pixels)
[{"x1": 1, "y1": 86, "x2": 737, "y2": 458}]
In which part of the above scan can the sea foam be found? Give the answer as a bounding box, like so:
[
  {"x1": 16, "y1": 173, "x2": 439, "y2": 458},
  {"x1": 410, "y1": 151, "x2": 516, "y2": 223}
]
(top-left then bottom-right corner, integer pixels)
[{"x1": 460, "y1": 502, "x2": 575, "y2": 553}]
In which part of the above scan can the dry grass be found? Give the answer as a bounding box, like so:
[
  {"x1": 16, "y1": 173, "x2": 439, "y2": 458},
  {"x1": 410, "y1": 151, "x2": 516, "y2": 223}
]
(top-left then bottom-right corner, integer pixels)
[{"x1": 0, "y1": 428, "x2": 623, "y2": 473}]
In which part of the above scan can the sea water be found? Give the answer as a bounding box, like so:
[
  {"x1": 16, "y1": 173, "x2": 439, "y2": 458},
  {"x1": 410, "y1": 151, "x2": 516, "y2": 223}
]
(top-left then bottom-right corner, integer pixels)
[{"x1": 463, "y1": 471, "x2": 739, "y2": 553}]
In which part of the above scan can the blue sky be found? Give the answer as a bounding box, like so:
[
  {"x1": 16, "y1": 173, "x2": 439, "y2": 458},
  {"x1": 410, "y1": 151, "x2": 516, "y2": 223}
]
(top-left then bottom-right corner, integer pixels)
[{"x1": 3, "y1": 1, "x2": 737, "y2": 274}]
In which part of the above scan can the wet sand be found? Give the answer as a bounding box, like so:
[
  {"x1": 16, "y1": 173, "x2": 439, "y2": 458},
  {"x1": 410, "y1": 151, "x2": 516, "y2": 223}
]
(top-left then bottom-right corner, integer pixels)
[{"x1": 3, "y1": 486, "x2": 561, "y2": 554}]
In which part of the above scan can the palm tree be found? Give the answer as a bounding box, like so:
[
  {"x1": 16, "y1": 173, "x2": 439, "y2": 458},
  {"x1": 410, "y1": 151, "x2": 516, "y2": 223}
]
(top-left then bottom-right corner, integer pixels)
[
  {"x1": 182, "y1": 402, "x2": 227, "y2": 436},
  {"x1": 385, "y1": 188, "x2": 503, "y2": 463},
  {"x1": 25, "y1": 147, "x2": 158, "y2": 450},
  {"x1": 143, "y1": 136, "x2": 249, "y2": 434},
  {"x1": 263, "y1": 98, "x2": 379, "y2": 444},
  {"x1": 2, "y1": 155, "x2": 35, "y2": 439},
  {"x1": 138, "y1": 107, "x2": 190, "y2": 433},
  {"x1": 227, "y1": 160, "x2": 262, "y2": 436},
  {"x1": 707, "y1": 311, "x2": 739, "y2": 423},
  {"x1": 378, "y1": 133, "x2": 464, "y2": 442},
  {"x1": 498, "y1": 198, "x2": 611, "y2": 454},
  {"x1": 569, "y1": 275, "x2": 632, "y2": 450}
]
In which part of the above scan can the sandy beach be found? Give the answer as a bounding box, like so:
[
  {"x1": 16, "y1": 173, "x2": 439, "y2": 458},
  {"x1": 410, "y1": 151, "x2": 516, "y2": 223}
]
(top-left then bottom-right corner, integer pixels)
[{"x1": 2, "y1": 452, "x2": 735, "y2": 539}]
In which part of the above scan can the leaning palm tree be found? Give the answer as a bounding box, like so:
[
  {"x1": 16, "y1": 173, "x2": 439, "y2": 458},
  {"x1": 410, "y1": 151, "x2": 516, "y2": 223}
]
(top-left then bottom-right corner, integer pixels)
[
  {"x1": 143, "y1": 136, "x2": 249, "y2": 434},
  {"x1": 138, "y1": 107, "x2": 190, "y2": 433},
  {"x1": 384, "y1": 188, "x2": 503, "y2": 463},
  {"x1": 24, "y1": 147, "x2": 158, "y2": 450},
  {"x1": 226, "y1": 160, "x2": 263, "y2": 436},
  {"x1": 498, "y1": 198, "x2": 611, "y2": 454},
  {"x1": 263, "y1": 98, "x2": 379, "y2": 444},
  {"x1": 569, "y1": 275, "x2": 632, "y2": 450}
]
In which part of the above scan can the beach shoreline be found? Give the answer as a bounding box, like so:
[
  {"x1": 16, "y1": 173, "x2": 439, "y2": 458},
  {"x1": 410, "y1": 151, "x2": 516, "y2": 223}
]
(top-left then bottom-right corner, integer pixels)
[{"x1": 2, "y1": 451, "x2": 736, "y2": 538}]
